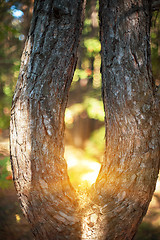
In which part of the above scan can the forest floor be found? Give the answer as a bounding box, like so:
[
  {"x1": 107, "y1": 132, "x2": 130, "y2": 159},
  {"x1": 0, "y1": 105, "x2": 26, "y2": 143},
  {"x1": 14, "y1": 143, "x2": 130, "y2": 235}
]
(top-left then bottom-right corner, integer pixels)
[{"x1": 0, "y1": 132, "x2": 160, "y2": 240}]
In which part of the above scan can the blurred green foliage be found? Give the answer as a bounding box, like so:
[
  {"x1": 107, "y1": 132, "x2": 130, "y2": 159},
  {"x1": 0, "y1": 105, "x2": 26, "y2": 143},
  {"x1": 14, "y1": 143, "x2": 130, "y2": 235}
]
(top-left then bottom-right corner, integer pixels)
[
  {"x1": 0, "y1": 156, "x2": 12, "y2": 189},
  {"x1": 83, "y1": 97, "x2": 104, "y2": 121},
  {"x1": 84, "y1": 38, "x2": 101, "y2": 56},
  {"x1": 66, "y1": 0, "x2": 105, "y2": 159},
  {"x1": 0, "y1": 95, "x2": 12, "y2": 129},
  {"x1": 151, "y1": 11, "x2": 160, "y2": 82},
  {"x1": 84, "y1": 126, "x2": 105, "y2": 161}
]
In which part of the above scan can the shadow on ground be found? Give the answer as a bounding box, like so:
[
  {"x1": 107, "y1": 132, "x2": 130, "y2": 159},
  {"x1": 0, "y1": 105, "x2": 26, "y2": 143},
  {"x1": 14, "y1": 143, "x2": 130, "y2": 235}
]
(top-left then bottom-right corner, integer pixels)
[{"x1": 0, "y1": 186, "x2": 33, "y2": 240}]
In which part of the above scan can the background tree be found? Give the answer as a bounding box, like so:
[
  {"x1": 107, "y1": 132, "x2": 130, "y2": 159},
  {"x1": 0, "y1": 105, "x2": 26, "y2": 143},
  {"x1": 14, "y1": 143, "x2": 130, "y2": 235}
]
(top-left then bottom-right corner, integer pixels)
[{"x1": 8, "y1": 0, "x2": 160, "y2": 240}]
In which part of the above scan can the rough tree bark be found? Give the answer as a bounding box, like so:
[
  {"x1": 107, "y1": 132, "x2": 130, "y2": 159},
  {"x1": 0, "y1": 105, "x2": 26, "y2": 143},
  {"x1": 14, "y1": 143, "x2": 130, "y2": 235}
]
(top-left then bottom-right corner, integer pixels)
[
  {"x1": 10, "y1": 0, "x2": 85, "y2": 239},
  {"x1": 93, "y1": 0, "x2": 160, "y2": 239},
  {"x1": 10, "y1": 0, "x2": 159, "y2": 240}
]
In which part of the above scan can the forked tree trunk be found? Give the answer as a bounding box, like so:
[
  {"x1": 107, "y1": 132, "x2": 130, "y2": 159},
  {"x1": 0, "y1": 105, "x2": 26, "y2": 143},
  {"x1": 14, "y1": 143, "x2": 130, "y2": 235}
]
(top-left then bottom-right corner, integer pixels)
[{"x1": 10, "y1": 0, "x2": 159, "y2": 240}]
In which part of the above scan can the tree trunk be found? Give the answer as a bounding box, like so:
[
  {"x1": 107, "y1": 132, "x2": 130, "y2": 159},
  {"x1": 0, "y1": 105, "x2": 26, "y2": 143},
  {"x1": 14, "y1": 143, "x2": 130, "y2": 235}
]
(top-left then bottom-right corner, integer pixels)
[
  {"x1": 10, "y1": 0, "x2": 85, "y2": 239},
  {"x1": 93, "y1": 0, "x2": 160, "y2": 239},
  {"x1": 10, "y1": 0, "x2": 159, "y2": 240}
]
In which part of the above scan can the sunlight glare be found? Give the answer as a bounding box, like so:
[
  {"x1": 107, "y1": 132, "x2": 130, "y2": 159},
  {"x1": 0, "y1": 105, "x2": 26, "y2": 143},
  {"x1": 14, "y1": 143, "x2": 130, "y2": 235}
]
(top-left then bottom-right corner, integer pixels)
[
  {"x1": 67, "y1": 155, "x2": 78, "y2": 168},
  {"x1": 81, "y1": 163, "x2": 101, "y2": 185},
  {"x1": 65, "y1": 146, "x2": 101, "y2": 189}
]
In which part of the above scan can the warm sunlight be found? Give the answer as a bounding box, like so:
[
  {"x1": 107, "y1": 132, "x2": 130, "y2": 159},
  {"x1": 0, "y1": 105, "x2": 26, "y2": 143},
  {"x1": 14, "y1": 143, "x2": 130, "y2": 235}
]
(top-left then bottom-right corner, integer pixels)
[
  {"x1": 81, "y1": 161, "x2": 101, "y2": 185},
  {"x1": 65, "y1": 146, "x2": 101, "y2": 189}
]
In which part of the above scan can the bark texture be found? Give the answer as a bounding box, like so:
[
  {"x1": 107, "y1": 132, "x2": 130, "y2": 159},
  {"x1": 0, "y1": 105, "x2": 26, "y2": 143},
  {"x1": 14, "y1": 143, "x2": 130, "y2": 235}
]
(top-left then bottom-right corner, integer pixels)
[
  {"x1": 93, "y1": 0, "x2": 160, "y2": 239},
  {"x1": 10, "y1": 0, "x2": 85, "y2": 239},
  {"x1": 10, "y1": 0, "x2": 160, "y2": 240}
]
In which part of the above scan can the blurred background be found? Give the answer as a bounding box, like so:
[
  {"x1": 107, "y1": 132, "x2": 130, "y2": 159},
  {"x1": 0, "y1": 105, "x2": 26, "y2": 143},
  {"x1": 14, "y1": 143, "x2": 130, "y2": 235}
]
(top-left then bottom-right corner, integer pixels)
[{"x1": 0, "y1": 0, "x2": 159, "y2": 239}]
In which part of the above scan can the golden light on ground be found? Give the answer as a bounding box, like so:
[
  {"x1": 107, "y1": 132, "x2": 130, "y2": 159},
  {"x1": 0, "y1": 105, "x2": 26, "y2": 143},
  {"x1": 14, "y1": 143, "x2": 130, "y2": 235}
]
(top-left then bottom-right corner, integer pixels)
[{"x1": 65, "y1": 146, "x2": 101, "y2": 189}]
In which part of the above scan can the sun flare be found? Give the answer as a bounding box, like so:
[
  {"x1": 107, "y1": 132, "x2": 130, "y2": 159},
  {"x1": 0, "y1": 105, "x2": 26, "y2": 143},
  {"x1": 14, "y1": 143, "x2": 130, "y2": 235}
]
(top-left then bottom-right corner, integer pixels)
[{"x1": 65, "y1": 146, "x2": 101, "y2": 189}]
